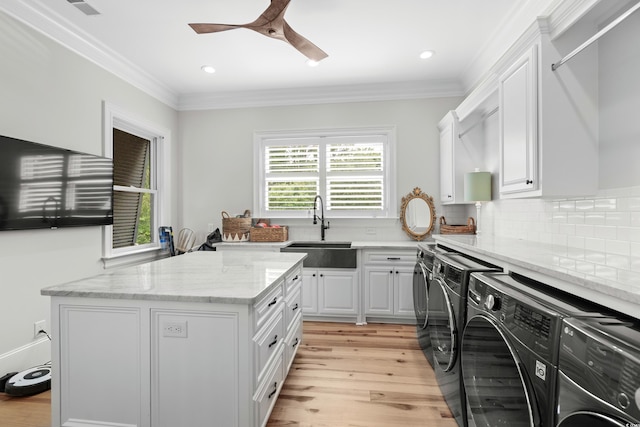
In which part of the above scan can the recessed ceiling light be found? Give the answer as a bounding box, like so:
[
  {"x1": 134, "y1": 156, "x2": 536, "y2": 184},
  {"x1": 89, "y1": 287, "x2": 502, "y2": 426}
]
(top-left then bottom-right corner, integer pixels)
[
  {"x1": 419, "y1": 50, "x2": 435, "y2": 59},
  {"x1": 306, "y1": 59, "x2": 320, "y2": 67},
  {"x1": 201, "y1": 65, "x2": 216, "y2": 74}
]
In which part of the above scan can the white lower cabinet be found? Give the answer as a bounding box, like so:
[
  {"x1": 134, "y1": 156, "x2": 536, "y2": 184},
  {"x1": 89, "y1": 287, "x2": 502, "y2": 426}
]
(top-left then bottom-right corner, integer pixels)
[
  {"x1": 301, "y1": 268, "x2": 358, "y2": 319},
  {"x1": 51, "y1": 262, "x2": 304, "y2": 427},
  {"x1": 363, "y1": 249, "x2": 415, "y2": 321}
]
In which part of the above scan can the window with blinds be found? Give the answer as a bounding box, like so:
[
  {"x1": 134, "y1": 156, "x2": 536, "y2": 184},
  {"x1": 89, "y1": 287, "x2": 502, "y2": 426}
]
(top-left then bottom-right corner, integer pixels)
[
  {"x1": 256, "y1": 129, "x2": 395, "y2": 218},
  {"x1": 112, "y1": 129, "x2": 154, "y2": 249}
]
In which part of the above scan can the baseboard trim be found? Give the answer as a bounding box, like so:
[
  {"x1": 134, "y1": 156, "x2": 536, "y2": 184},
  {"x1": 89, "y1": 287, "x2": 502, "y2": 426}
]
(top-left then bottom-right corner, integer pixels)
[{"x1": 0, "y1": 337, "x2": 51, "y2": 376}]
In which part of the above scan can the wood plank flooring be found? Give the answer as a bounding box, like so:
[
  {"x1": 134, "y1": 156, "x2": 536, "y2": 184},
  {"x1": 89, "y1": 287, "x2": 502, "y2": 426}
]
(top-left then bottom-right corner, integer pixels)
[
  {"x1": 266, "y1": 321, "x2": 456, "y2": 427},
  {"x1": 0, "y1": 322, "x2": 455, "y2": 427}
]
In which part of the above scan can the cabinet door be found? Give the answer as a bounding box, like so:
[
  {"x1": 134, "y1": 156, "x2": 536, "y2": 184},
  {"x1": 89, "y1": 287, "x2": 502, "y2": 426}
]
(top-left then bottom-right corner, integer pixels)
[
  {"x1": 439, "y1": 119, "x2": 455, "y2": 203},
  {"x1": 394, "y1": 268, "x2": 415, "y2": 316},
  {"x1": 302, "y1": 269, "x2": 318, "y2": 314},
  {"x1": 364, "y1": 267, "x2": 394, "y2": 315},
  {"x1": 499, "y1": 45, "x2": 537, "y2": 196},
  {"x1": 318, "y1": 270, "x2": 357, "y2": 315}
]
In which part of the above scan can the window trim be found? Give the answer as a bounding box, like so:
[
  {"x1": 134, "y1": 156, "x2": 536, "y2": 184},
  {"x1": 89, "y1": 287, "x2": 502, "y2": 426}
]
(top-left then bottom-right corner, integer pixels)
[
  {"x1": 102, "y1": 101, "x2": 171, "y2": 265},
  {"x1": 253, "y1": 126, "x2": 397, "y2": 218}
]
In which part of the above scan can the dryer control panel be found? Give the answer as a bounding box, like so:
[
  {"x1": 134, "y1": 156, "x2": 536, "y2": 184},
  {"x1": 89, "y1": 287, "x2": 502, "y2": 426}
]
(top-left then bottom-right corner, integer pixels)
[
  {"x1": 468, "y1": 274, "x2": 561, "y2": 363},
  {"x1": 560, "y1": 317, "x2": 640, "y2": 420}
]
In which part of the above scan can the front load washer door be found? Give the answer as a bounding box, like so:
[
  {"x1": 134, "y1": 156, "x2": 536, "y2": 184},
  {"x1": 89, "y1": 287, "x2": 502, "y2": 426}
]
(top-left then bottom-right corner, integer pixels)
[
  {"x1": 428, "y1": 278, "x2": 457, "y2": 372},
  {"x1": 462, "y1": 315, "x2": 536, "y2": 427},
  {"x1": 557, "y1": 412, "x2": 629, "y2": 427},
  {"x1": 413, "y1": 263, "x2": 429, "y2": 329}
]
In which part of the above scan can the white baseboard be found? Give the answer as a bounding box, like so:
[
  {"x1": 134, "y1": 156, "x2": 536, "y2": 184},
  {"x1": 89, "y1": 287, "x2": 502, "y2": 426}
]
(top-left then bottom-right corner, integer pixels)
[{"x1": 0, "y1": 338, "x2": 51, "y2": 377}]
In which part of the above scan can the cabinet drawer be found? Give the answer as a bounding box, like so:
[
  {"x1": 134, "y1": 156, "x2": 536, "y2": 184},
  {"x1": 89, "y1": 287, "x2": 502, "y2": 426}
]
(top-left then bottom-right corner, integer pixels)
[
  {"x1": 285, "y1": 286, "x2": 302, "y2": 331},
  {"x1": 284, "y1": 315, "x2": 302, "y2": 371},
  {"x1": 285, "y1": 266, "x2": 303, "y2": 296},
  {"x1": 363, "y1": 250, "x2": 415, "y2": 264},
  {"x1": 254, "y1": 309, "x2": 285, "y2": 381},
  {"x1": 254, "y1": 281, "x2": 284, "y2": 331},
  {"x1": 255, "y1": 352, "x2": 284, "y2": 427}
]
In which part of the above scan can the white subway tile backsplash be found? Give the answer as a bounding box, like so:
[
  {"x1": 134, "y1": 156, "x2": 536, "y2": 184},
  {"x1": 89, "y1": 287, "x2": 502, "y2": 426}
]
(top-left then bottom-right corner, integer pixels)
[{"x1": 482, "y1": 185, "x2": 640, "y2": 289}]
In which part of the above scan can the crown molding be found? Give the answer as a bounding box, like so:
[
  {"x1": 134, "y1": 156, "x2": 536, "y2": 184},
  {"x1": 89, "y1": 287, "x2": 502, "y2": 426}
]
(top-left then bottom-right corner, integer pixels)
[
  {"x1": 177, "y1": 80, "x2": 465, "y2": 111},
  {"x1": 0, "y1": 1, "x2": 179, "y2": 109}
]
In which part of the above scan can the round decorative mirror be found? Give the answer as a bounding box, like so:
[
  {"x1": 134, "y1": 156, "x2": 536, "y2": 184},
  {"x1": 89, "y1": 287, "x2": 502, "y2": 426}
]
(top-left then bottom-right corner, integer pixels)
[{"x1": 400, "y1": 187, "x2": 436, "y2": 241}]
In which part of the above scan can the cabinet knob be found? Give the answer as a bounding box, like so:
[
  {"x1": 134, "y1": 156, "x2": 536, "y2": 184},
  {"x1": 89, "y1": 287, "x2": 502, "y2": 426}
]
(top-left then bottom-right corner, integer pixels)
[
  {"x1": 447, "y1": 195, "x2": 452, "y2": 198},
  {"x1": 312, "y1": 273, "x2": 316, "y2": 277}
]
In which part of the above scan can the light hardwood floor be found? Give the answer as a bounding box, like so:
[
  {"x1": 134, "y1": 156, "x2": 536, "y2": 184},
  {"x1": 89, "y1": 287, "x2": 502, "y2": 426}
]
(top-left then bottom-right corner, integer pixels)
[
  {"x1": 267, "y1": 321, "x2": 456, "y2": 427},
  {"x1": 0, "y1": 322, "x2": 455, "y2": 427}
]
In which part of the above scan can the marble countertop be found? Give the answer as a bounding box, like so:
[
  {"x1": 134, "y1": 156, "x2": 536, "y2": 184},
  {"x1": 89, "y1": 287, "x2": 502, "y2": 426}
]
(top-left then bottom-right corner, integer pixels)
[
  {"x1": 215, "y1": 240, "x2": 422, "y2": 250},
  {"x1": 433, "y1": 234, "x2": 640, "y2": 319},
  {"x1": 41, "y1": 251, "x2": 306, "y2": 304}
]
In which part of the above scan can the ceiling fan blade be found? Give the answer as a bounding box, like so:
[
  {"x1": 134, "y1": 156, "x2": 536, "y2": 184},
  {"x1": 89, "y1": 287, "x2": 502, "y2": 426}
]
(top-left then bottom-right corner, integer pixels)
[
  {"x1": 282, "y1": 21, "x2": 328, "y2": 61},
  {"x1": 189, "y1": 23, "x2": 241, "y2": 34},
  {"x1": 258, "y1": 0, "x2": 291, "y2": 23}
]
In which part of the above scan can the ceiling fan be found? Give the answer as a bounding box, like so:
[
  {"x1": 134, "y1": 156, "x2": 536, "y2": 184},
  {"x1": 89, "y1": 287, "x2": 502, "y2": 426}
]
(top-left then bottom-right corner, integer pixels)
[{"x1": 189, "y1": 0, "x2": 328, "y2": 62}]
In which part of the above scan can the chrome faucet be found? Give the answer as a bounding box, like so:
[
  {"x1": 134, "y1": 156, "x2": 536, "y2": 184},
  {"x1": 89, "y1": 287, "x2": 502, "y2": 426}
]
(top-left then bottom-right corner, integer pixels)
[{"x1": 313, "y1": 195, "x2": 330, "y2": 241}]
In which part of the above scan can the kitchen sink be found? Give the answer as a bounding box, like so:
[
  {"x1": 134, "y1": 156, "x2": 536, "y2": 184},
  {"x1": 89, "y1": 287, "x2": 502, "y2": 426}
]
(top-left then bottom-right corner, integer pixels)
[{"x1": 281, "y1": 241, "x2": 357, "y2": 268}]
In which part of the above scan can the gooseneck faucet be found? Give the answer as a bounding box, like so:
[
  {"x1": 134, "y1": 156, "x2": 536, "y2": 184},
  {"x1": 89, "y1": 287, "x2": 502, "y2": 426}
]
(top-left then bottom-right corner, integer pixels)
[{"x1": 313, "y1": 195, "x2": 330, "y2": 241}]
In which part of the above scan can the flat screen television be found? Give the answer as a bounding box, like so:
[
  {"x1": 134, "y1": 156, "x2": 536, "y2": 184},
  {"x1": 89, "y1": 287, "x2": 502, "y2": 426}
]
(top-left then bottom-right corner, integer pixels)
[{"x1": 0, "y1": 134, "x2": 113, "y2": 231}]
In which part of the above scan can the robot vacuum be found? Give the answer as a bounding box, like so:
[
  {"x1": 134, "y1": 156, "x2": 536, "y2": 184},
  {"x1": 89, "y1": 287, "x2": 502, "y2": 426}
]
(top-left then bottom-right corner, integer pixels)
[{"x1": 3, "y1": 363, "x2": 51, "y2": 396}]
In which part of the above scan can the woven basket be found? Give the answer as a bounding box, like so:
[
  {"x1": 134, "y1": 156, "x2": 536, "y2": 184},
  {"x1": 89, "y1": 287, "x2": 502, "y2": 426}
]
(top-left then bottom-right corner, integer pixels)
[
  {"x1": 440, "y1": 216, "x2": 476, "y2": 235},
  {"x1": 250, "y1": 226, "x2": 288, "y2": 242},
  {"x1": 221, "y1": 210, "x2": 251, "y2": 242}
]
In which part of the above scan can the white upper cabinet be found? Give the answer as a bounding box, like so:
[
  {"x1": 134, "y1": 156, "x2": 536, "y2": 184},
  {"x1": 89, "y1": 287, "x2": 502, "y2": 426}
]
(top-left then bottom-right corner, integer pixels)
[
  {"x1": 458, "y1": 17, "x2": 599, "y2": 200},
  {"x1": 499, "y1": 45, "x2": 538, "y2": 196},
  {"x1": 438, "y1": 111, "x2": 477, "y2": 204}
]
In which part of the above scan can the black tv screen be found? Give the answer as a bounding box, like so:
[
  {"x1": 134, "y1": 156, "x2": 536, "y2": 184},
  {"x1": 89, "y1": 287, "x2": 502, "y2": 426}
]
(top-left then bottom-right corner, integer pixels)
[{"x1": 0, "y1": 134, "x2": 113, "y2": 231}]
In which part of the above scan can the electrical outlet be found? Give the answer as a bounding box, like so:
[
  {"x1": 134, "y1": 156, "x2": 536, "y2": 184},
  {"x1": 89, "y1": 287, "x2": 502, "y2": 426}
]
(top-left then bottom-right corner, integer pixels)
[
  {"x1": 207, "y1": 223, "x2": 214, "y2": 232},
  {"x1": 163, "y1": 321, "x2": 188, "y2": 338},
  {"x1": 34, "y1": 320, "x2": 46, "y2": 338}
]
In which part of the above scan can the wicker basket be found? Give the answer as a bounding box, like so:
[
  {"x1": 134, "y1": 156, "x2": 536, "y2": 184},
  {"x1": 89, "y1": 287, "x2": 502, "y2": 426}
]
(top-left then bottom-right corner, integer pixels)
[
  {"x1": 439, "y1": 216, "x2": 476, "y2": 235},
  {"x1": 221, "y1": 210, "x2": 251, "y2": 242},
  {"x1": 250, "y1": 226, "x2": 288, "y2": 242}
]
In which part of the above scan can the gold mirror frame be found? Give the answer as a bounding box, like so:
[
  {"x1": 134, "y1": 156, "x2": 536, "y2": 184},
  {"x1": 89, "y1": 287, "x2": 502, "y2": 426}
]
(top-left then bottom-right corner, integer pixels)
[{"x1": 400, "y1": 187, "x2": 436, "y2": 241}]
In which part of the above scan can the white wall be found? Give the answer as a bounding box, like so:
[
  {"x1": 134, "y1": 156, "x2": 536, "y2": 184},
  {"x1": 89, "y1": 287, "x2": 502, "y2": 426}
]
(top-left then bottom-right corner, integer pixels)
[
  {"x1": 0, "y1": 11, "x2": 179, "y2": 374},
  {"x1": 178, "y1": 98, "x2": 465, "y2": 243}
]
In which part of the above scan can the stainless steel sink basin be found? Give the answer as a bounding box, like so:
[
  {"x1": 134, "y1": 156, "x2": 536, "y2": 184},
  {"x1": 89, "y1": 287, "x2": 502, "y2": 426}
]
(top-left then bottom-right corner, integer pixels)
[{"x1": 281, "y1": 241, "x2": 357, "y2": 268}]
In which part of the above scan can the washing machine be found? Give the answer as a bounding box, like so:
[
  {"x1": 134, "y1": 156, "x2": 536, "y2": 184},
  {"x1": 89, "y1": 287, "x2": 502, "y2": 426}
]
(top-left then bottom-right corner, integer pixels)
[
  {"x1": 428, "y1": 252, "x2": 501, "y2": 427},
  {"x1": 413, "y1": 242, "x2": 449, "y2": 367},
  {"x1": 461, "y1": 272, "x2": 610, "y2": 427},
  {"x1": 557, "y1": 316, "x2": 640, "y2": 427}
]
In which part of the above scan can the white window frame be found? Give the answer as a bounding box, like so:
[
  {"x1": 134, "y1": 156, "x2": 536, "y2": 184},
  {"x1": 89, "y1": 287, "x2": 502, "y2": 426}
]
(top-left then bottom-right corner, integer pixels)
[
  {"x1": 102, "y1": 102, "x2": 171, "y2": 266},
  {"x1": 253, "y1": 126, "x2": 397, "y2": 218}
]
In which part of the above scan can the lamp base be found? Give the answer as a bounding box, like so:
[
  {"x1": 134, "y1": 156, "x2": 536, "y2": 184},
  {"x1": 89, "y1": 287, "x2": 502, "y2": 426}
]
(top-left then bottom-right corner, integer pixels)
[{"x1": 475, "y1": 202, "x2": 482, "y2": 235}]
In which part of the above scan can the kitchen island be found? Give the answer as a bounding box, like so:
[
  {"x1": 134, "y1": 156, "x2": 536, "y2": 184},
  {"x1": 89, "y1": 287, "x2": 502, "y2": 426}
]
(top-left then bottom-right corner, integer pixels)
[{"x1": 41, "y1": 250, "x2": 306, "y2": 427}]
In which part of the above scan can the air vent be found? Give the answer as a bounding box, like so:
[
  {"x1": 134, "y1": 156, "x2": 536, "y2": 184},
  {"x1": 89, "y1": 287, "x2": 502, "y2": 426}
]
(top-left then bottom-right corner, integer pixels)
[{"x1": 66, "y1": 0, "x2": 100, "y2": 16}]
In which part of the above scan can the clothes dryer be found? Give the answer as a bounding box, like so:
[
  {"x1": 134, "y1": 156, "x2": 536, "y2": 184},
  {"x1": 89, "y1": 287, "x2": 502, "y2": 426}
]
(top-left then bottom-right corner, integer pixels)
[
  {"x1": 428, "y1": 252, "x2": 501, "y2": 427},
  {"x1": 557, "y1": 316, "x2": 640, "y2": 427},
  {"x1": 413, "y1": 242, "x2": 449, "y2": 367},
  {"x1": 461, "y1": 272, "x2": 609, "y2": 427}
]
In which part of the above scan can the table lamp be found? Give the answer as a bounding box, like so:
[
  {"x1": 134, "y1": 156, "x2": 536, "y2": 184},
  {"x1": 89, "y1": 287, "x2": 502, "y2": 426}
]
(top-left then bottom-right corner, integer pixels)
[{"x1": 464, "y1": 170, "x2": 491, "y2": 235}]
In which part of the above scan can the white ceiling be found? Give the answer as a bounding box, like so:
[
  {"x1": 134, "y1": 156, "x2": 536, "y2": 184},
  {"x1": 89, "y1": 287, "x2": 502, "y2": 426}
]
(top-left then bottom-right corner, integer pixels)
[{"x1": 2, "y1": 0, "x2": 557, "y2": 109}]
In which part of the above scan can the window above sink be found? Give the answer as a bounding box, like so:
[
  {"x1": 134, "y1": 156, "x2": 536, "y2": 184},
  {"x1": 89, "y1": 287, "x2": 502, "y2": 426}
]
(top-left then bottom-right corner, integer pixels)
[{"x1": 253, "y1": 127, "x2": 397, "y2": 219}]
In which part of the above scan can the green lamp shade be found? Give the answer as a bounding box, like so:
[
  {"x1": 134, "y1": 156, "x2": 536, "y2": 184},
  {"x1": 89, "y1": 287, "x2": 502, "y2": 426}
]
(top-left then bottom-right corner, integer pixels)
[{"x1": 464, "y1": 171, "x2": 491, "y2": 202}]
